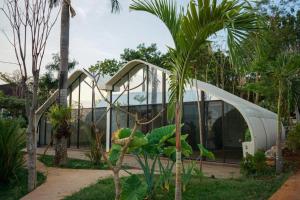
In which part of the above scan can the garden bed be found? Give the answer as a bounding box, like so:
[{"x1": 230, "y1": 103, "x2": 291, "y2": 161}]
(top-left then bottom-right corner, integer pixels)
[
  {"x1": 0, "y1": 169, "x2": 46, "y2": 200},
  {"x1": 38, "y1": 155, "x2": 108, "y2": 169},
  {"x1": 64, "y1": 174, "x2": 290, "y2": 200}
]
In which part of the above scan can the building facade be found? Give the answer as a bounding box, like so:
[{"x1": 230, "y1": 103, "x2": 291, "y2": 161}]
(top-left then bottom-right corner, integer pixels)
[{"x1": 36, "y1": 60, "x2": 280, "y2": 163}]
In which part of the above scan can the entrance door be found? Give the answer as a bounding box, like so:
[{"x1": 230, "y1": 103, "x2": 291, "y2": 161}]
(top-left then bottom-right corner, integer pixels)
[{"x1": 205, "y1": 101, "x2": 224, "y2": 162}]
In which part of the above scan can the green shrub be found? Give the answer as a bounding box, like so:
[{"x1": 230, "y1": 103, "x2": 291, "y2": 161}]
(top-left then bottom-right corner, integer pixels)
[
  {"x1": 0, "y1": 119, "x2": 26, "y2": 183},
  {"x1": 286, "y1": 123, "x2": 300, "y2": 151},
  {"x1": 240, "y1": 151, "x2": 272, "y2": 177},
  {"x1": 86, "y1": 132, "x2": 103, "y2": 167},
  {"x1": 48, "y1": 104, "x2": 72, "y2": 139}
]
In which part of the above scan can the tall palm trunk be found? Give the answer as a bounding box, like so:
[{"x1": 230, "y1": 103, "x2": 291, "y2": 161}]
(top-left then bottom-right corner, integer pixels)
[
  {"x1": 55, "y1": 0, "x2": 70, "y2": 166},
  {"x1": 276, "y1": 80, "x2": 283, "y2": 173},
  {"x1": 175, "y1": 101, "x2": 182, "y2": 200}
]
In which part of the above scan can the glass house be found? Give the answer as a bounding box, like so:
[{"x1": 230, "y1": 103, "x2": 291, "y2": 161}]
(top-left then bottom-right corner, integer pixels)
[{"x1": 35, "y1": 60, "x2": 280, "y2": 163}]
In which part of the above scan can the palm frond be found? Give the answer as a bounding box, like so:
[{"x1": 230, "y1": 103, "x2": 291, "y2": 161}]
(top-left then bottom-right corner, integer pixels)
[{"x1": 130, "y1": 0, "x2": 183, "y2": 47}]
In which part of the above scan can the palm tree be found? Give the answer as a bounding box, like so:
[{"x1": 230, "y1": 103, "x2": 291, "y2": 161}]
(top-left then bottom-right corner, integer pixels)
[
  {"x1": 49, "y1": 0, "x2": 120, "y2": 166},
  {"x1": 130, "y1": 0, "x2": 260, "y2": 199}
]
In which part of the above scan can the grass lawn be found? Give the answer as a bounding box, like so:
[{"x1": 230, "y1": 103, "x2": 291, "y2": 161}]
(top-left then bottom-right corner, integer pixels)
[
  {"x1": 64, "y1": 174, "x2": 290, "y2": 200},
  {"x1": 38, "y1": 155, "x2": 108, "y2": 169},
  {"x1": 0, "y1": 168, "x2": 46, "y2": 200}
]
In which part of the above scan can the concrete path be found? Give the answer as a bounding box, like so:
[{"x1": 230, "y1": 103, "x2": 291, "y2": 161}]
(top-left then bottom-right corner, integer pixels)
[
  {"x1": 21, "y1": 159, "x2": 141, "y2": 200},
  {"x1": 37, "y1": 147, "x2": 240, "y2": 179},
  {"x1": 269, "y1": 171, "x2": 300, "y2": 200}
]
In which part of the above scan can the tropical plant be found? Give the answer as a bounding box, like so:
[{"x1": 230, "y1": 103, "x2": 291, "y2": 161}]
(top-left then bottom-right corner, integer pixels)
[
  {"x1": 48, "y1": 104, "x2": 72, "y2": 166},
  {"x1": 130, "y1": 1, "x2": 260, "y2": 198},
  {"x1": 0, "y1": 119, "x2": 26, "y2": 183},
  {"x1": 182, "y1": 161, "x2": 196, "y2": 192},
  {"x1": 286, "y1": 123, "x2": 300, "y2": 152},
  {"x1": 240, "y1": 151, "x2": 270, "y2": 177},
  {"x1": 86, "y1": 132, "x2": 103, "y2": 167},
  {"x1": 121, "y1": 174, "x2": 147, "y2": 200}
]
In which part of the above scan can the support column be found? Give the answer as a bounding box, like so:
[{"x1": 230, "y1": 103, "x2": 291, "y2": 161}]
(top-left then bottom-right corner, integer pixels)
[
  {"x1": 106, "y1": 90, "x2": 112, "y2": 152},
  {"x1": 77, "y1": 75, "x2": 81, "y2": 149}
]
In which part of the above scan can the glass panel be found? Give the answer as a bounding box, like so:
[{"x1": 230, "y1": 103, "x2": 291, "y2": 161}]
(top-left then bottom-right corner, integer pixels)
[
  {"x1": 148, "y1": 67, "x2": 163, "y2": 130},
  {"x1": 128, "y1": 65, "x2": 148, "y2": 131},
  {"x1": 183, "y1": 83, "x2": 198, "y2": 102},
  {"x1": 111, "y1": 75, "x2": 129, "y2": 132},
  {"x1": 223, "y1": 103, "x2": 247, "y2": 163},
  {"x1": 205, "y1": 101, "x2": 223, "y2": 162},
  {"x1": 182, "y1": 102, "x2": 200, "y2": 150},
  {"x1": 71, "y1": 79, "x2": 80, "y2": 109},
  {"x1": 80, "y1": 77, "x2": 93, "y2": 108}
]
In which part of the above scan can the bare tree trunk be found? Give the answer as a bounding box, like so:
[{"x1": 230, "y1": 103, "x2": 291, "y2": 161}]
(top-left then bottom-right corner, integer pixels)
[
  {"x1": 55, "y1": 0, "x2": 70, "y2": 166},
  {"x1": 175, "y1": 101, "x2": 182, "y2": 200},
  {"x1": 276, "y1": 81, "x2": 283, "y2": 174},
  {"x1": 113, "y1": 170, "x2": 121, "y2": 200}
]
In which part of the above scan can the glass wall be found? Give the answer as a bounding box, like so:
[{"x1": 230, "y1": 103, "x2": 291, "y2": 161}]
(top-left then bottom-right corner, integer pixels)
[
  {"x1": 38, "y1": 73, "x2": 108, "y2": 148},
  {"x1": 110, "y1": 64, "x2": 167, "y2": 134}
]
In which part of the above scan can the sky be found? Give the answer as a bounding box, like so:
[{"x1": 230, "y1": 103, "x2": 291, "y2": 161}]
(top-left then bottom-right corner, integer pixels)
[{"x1": 0, "y1": 0, "x2": 192, "y2": 77}]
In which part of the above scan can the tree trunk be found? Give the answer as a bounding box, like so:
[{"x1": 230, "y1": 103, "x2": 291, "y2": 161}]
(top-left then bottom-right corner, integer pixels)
[
  {"x1": 113, "y1": 169, "x2": 121, "y2": 200},
  {"x1": 195, "y1": 80, "x2": 204, "y2": 170},
  {"x1": 276, "y1": 81, "x2": 283, "y2": 174},
  {"x1": 27, "y1": 71, "x2": 39, "y2": 191},
  {"x1": 175, "y1": 102, "x2": 182, "y2": 200},
  {"x1": 55, "y1": 0, "x2": 70, "y2": 166},
  {"x1": 58, "y1": 0, "x2": 70, "y2": 107}
]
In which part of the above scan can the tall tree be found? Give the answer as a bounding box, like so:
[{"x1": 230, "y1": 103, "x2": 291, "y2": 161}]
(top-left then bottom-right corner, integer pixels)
[
  {"x1": 1, "y1": 0, "x2": 58, "y2": 191},
  {"x1": 130, "y1": 0, "x2": 260, "y2": 199},
  {"x1": 49, "y1": 0, "x2": 121, "y2": 166}
]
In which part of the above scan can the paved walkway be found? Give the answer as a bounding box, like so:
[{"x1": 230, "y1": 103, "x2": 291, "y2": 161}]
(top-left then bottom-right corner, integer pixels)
[
  {"x1": 21, "y1": 159, "x2": 141, "y2": 200},
  {"x1": 37, "y1": 147, "x2": 240, "y2": 179},
  {"x1": 269, "y1": 171, "x2": 300, "y2": 200}
]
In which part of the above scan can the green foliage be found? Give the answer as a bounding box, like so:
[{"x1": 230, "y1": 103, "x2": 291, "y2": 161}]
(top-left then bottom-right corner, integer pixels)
[
  {"x1": 0, "y1": 119, "x2": 25, "y2": 183},
  {"x1": 0, "y1": 94, "x2": 25, "y2": 118},
  {"x1": 88, "y1": 59, "x2": 122, "y2": 76},
  {"x1": 38, "y1": 155, "x2": 107, "y2": 169},
  {"x1": 109, "y1": 144, "x2": 122, "y2": 165},
  {"x1": 158, "y1": 159, "x2": 174, "y2": 192},
  {"x1": 48, "y1": 105, "x2": 72, "y2": 139},
  {"x1": 286, "y1": 123, "x2": 300, "y2": 151},
  {"x1": 240, "y1": 151, "x2": 272, "y2": 177},
  {"x1": 46, "y1": 53, "x2": 77, "y2": 72},
  {"x1": 197, "y1": 144, "x2": 215, "y2": 160},
  {"x1": 182, "y1": 162, "x2": 196, "y2": 192},
  {"x1": 121, "y1": 174, "x2": 147, "y2": 200},
  {"x1": 244, "y1": 129, "x2": 251, "y2": 142},
  {"x1": 0, "y1": 169, "x2": 46, "y2": 200},
  {"x1": 86, "y1": 132, "x2": 103, "y2": 167}
]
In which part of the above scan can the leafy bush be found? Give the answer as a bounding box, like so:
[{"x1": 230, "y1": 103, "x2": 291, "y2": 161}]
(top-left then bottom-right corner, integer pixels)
[
  {"x1": 86, "y1": 132, "x2": 103, "y2": 167},
  {"x1": 286, "y1": 123, "x2": 300, "y2": 152},
  {"x1": 0, "y1": 119, "x2": 26, "y2": 183},
  {"x1": 48, "y1": 104, "x2": 72, "y2": 139},
  {"x1": 240, "y1": 151, "x2": 272, "y2": 177}
]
